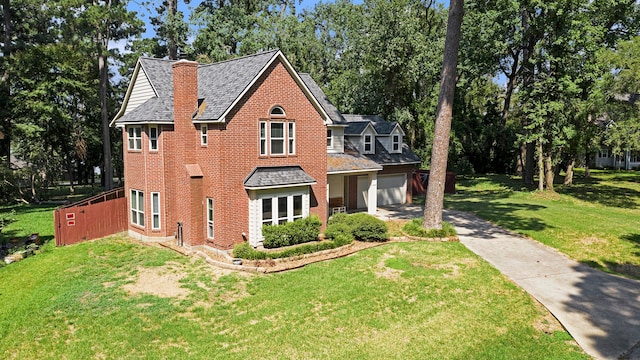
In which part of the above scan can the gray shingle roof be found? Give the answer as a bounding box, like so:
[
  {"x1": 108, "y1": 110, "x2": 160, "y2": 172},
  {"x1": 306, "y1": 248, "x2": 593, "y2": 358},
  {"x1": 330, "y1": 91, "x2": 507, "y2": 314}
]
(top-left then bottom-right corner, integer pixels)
[
  {"x1": 114, "y1": 51, "x2": 281, "y2": 125},
  {"x1": 327, "y1": 153, "x2": 382, "y2": 173},
  {"x1": 116, "y1": 97, "x2": 175, "y2": 124},
  {"x1": 196, "y1": 50, "x2": 279, "y2": 121},
  {"x1": 244, "y1": 166, "x2": 317, "y2": 189},
  {"x1": 343, "y1": 114, "x2": 399, "y2": 135},
  {"x1": 365, "y1": 139, "x2": 421, "y2": 165},
  {"x1": 344, "y1": 121, "x2": 371, "y2": 135},
  {"x1": 298, "y1": 73, "x2": 346, "y2": 124}
]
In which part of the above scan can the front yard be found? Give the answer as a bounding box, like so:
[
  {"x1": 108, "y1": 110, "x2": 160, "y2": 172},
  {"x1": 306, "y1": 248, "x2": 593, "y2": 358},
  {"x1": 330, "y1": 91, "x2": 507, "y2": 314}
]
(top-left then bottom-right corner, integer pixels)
[{"x1": 0, "y1": 237, "x2": 587, "y2": 359}]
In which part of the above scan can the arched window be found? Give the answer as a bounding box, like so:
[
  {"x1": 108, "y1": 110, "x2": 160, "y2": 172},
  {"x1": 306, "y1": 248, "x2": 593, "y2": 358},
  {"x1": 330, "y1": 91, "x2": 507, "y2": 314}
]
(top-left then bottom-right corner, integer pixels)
[{"x1": 270, "y1": 106, "x2": 285, "y2": 117}]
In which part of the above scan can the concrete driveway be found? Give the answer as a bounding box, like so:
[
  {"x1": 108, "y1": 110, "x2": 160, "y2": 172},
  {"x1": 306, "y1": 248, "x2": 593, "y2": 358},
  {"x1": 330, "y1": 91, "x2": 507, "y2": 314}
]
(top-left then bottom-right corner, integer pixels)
[{"x1": 377, "y1": 204, "x2": 640, "y2": 360}]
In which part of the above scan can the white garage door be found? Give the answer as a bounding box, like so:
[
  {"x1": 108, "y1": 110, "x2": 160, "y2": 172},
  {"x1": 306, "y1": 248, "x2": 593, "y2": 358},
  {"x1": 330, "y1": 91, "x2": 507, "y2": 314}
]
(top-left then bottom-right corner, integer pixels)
[{"x1": 377, "y1": 174, "x2": 406, "y2": 206}]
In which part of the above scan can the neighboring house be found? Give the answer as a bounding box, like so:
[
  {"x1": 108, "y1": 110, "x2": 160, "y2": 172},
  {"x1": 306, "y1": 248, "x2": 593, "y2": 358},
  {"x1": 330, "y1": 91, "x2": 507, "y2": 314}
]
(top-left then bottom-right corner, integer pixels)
[
  {"x1": 594, "y1": 95, "x2": 640, "y2": 170},
  {"x1": 111, "y1": 50, "x2": 420, "y2": 250}
]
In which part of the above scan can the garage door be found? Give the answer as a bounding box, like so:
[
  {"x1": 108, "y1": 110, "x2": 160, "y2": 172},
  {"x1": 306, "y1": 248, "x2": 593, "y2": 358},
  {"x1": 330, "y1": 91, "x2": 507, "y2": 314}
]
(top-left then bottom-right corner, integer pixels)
[{"x1": 377, "y1": 174, "x2": 406, "y2": 206}]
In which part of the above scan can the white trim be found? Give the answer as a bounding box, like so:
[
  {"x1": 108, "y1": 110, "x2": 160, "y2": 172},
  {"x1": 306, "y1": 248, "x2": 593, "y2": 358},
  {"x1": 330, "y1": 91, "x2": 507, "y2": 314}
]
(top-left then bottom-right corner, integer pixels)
[
  {"x1": 288, "y1": 122, "x2": 295, "y2": 155},
  {"x1": 151, "y1": 192, "x2": 160, "y2": 230},
  {"x1": 149, "y1": 126, "x2": 159, "y2": 151},
  {"x1": 327, "y1": 169, "x2": 381, "y2": 175},
  {"x1": 127, "y1": 126, "x2": 142, "y2": 150},
  {"x1": 130, "y1": 189, "x2": 144, "y2": 227},
  {"x1": 270, "y1": 122, "x2": 285, "y2": 155},
  {"x1": 259, "y1": 122, "x2": 267, "y2": 156},
  {"x1": 201, "y1": 124, "x2": 208, "y2": 146},
  {"x1": 206, "y1": 198, "x2": 214, "y2": 239}
]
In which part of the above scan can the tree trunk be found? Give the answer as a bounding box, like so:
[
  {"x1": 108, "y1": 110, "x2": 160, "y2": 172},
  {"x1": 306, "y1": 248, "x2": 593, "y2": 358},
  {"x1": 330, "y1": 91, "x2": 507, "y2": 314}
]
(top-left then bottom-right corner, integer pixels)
[
  {"x1": 537, "y1": 140, "x2": 544, "y2": 191},
  {"x1": 564, "y1": 157, "x2": 575, "y2": 186},
  {"x1": 168, "y1": 0, "x2": 178, "y2": 60},
  {"x1": 96, "y1": 0, "x2": 114, "y2": 191},
  {"x1": 516, "y1": 142, "x2": 525, "y2": 176},
  {"x1": 0, "y1": 0, "x2": 11, "y2": 164},
  {"x1": 544, "y1": 152, "x2": 554, "y2": 191},
  {"x1": 525, "y1": 142, "x2": 535, "y2": 185},
  {"x1": 423, "y1": 0, "x2": 464, "y2": 230}
]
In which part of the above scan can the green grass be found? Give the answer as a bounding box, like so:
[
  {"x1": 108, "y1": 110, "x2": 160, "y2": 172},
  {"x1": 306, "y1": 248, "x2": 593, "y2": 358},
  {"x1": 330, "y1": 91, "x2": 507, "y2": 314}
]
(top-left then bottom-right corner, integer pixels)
[
  {"x1": 1, "y1": 204, "x2": 56, "y2": 243},
  {"x1": 0, "y1": 237, "x2": 587, "y2": 359},
  {"x1": 444, "y1": 169, "x2": 640, "y2": 278}
]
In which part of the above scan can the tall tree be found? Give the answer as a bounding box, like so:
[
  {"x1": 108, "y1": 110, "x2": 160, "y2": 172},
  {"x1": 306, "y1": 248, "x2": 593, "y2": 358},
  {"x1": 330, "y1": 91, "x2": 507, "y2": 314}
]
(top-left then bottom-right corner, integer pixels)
[{"x1": 423, "y1": 0, "x2": 464, "y2": 229}]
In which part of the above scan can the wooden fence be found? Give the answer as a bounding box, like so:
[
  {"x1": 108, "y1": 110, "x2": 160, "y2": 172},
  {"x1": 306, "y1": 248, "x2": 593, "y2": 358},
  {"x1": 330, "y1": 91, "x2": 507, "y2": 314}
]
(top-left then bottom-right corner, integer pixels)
[{"x1": 54, "y1": 187, "x2": 127, "y2": 246}]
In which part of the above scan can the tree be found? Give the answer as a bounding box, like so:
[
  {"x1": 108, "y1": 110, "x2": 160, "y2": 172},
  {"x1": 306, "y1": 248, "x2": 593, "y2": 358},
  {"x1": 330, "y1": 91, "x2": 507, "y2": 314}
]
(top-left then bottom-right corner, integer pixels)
[{"x1": 423, "y1": 0, "x2": 464, "y2": 229}]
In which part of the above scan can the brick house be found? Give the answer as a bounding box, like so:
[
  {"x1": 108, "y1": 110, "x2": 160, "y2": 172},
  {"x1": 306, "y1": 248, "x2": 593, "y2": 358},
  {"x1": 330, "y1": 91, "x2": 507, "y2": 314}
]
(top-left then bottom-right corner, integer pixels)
[{"x1": 111, "y1": 50, "x2": 420, "y2": 250}]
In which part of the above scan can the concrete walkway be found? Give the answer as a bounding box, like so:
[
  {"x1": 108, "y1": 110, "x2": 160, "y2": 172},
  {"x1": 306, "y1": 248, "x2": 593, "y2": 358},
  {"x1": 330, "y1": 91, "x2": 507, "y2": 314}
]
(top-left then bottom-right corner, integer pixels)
[{"x1": 376, "y1": 205, "x2": 640, "y2": 360}]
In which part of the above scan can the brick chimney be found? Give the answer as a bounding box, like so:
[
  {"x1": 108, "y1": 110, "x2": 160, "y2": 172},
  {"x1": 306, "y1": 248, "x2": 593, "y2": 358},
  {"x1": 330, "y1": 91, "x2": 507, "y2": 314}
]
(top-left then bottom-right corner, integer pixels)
[{"x1": 172, "y1": 59, "x2": 198, "y2": 160}]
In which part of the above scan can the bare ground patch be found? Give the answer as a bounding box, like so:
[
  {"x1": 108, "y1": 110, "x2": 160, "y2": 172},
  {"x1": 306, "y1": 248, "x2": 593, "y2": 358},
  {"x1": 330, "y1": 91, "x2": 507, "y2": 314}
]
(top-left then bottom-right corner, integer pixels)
[{"x1": 122, "y1": 262, "x2": 191, "y2": 299}]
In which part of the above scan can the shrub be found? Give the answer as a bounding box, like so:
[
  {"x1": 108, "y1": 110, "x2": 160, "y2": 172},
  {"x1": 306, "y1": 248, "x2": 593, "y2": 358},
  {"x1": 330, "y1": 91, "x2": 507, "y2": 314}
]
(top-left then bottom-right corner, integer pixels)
[
  {"x1": 328, "y1": 212, "x2": 388, "y2": 242},
  {"x1": 324, "y1": 222, "x2": 353, "y2": 240},
  {"x1": 232, "y1": 242, "x2": 266, "y2": 260},
  {"x1": 348, "y1": 213, "x2": 388, "y2": 242},
  {"x1": 402, "y1": 219, "x2": 457, "y2": 238},
  {"x1": 262, "y1": 215, "x2": 321, "y2": 249},
  {"x1": 231, "y1": 235, "x2": 353, "y2": 260}
]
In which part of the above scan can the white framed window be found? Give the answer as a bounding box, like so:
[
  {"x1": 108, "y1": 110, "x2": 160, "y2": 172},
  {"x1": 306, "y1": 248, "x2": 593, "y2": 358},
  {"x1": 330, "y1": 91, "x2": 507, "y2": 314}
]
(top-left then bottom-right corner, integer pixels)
[
  {"x1": 392, "y1": 134, "x2": 400, "y2": 152},
  {"x1": 206, "y1": 198, "x2": 214, "y2": 239},
  {"x1": 149, "y1": 126, "x2": 159, "y2": 151},
  {"x1": 261, "y1": 193, "x2": 306, "y2": 226},
  {"x1": 270, "y1": 122, "x2": 285, "y2": 155},
  {"x1": 364, "y1": 134, "x2": 373, "y2": 153},
  {"x1": 259, "y1": 122, "x2": 267, "y2": 156},
  {"x1": 128, "y1": 126, "x2": 142, "y2": 150},
  {"x1": 599, "y1": 149, "x2": 609, "y2": 158},
  {"x1": 151, "y1": 192, "x2": 160, "y2": 230},
  {"x1": 201, "y1": 124, "x2": 208, "y2": 146},
  {"x1": 262, "y1": 198, "x2": 272, "y2": 226},
  {"x1": 130, "y1": 189, "x2": 144, "y2": 227},
  {"x1": 327, "y1": 129, "x2": 333, "y2": 148},
  {"x1": 270, "y1": 106, "x2": 286, "y2": 117},
  {"x1": 288, "y1": 122, "x2": 295, "y2": 155}
]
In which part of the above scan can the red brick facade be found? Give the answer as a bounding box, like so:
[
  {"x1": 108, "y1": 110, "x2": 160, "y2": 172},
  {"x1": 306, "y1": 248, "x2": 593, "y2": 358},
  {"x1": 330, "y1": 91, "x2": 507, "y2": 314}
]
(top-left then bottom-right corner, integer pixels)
[{"x1": 122, "y1": 58, "x2": 327, "y2": 250}]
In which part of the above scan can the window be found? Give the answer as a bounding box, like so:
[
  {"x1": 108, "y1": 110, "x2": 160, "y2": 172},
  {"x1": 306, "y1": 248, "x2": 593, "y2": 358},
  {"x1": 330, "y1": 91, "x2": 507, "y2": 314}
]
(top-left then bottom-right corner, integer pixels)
[
  {"x1": 151, "y1": 192, "x2": 160, "y2": 230},
  {"x1": 201, "y1": 124, "x2": 208, "y2": 146},
  {"x1": 392, "y1": 134, "x2": 400, "y2": 152},
  {"x1": 327, "y1": 129, "x2": 333, "y2": 148},
  {"x1": 149, "y1": 126, "x2": 159, "y2": 151},
  {"x1": 270, "y1": 106, "x2": 285, "y2": 117},
  {"x1": 599, "y1": 149, "x2": 609, "y2": 158},
  {"x1": 261, "y1": 194, "x2": 306, "y2": 226},
  {"x1": 259, "y1": 122, "x2": 267, "y2": 156},
  {"x1": 130, "y1": 189, "x2": 144, "y2": 227},
  {"x1": 270, "y1": 122, "x2": 285, "y2": 155},
  {"x1": 364, "y1": 134, "x2": 373, "y2": 153},
  {"x1": 293, "y1": 195, "x2": 303, "y2": 220},
  {"x1": 262, "y1": 198, "x2": 272, "y2": 226},
  {"x1": 128, "y1": 126, "x2": 142, "y2": 150},
  {"x1": 288, "y1": 122, "x2": 295, "y2": 155},
  {"x1": 207, "y1": 198, "x2": 214, "y2": 239}
]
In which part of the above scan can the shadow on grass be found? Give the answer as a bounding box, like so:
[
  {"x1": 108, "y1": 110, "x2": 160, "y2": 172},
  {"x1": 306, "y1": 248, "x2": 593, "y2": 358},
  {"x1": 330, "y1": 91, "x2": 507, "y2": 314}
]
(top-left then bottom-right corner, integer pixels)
[{"x1": 559, "y1": 183, "x2": 640, "y2": 209}]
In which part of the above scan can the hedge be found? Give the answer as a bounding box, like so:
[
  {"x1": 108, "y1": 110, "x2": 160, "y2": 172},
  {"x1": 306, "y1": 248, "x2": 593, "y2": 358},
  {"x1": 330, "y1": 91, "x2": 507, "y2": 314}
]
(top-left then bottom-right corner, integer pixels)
[
  {"x1": 327, "y1": 212, "x2": 389, "y2": 242},
  {"x1": 232, "y1": 235, "x2": 354, "y2": 260},
  {"x1": 262, "y1": 215, "x2": 322, "y2": 249}
]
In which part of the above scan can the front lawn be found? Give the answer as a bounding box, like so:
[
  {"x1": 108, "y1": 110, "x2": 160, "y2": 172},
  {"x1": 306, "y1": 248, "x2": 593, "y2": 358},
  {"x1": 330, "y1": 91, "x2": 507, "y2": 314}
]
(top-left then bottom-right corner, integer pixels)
[
  {"x1": 444, "y1": 170, "x2": 640, "y2": 278},
  {"x1": 0, "y1": 237, "x2": 587, "y2": 359}
]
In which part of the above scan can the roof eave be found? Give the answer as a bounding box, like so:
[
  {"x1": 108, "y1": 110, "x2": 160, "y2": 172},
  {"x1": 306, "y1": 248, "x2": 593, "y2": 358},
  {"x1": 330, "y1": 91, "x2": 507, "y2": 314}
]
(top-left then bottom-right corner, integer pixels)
[{"x1": 244, "y1": 181, "x2": 317, "y2": 190}]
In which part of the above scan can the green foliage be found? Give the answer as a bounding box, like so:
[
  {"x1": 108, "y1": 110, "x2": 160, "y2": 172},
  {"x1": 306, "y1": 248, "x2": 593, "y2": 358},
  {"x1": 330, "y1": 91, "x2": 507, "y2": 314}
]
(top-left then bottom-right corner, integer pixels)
[
  {"x1": 402, "y1": 219, "x2": 457, "y2": 238},
  {"x1": 324, "y1": 222, "x2": 354, "y2": 241},
  {"x1": 262, "y1": 215, "x2": 321, "y2": 249},
  {"x1": 328, "y1": 212, "x2": 389, "y2": 242},
  {"x1": 232, "y1": 235, "x2": 353, "y2": 260}
]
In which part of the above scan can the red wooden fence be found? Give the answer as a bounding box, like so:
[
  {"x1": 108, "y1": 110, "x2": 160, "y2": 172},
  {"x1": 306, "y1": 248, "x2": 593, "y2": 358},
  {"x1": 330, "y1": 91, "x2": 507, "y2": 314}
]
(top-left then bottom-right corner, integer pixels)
[{"x1": 54, "y1": 187, "x2": 127, "y2": 246}]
